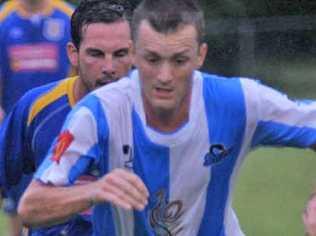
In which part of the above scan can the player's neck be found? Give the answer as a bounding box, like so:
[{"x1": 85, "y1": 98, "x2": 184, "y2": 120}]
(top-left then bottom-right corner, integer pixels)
[
  {"x1": 144, "y1": 93, "x2": 191, "y2": 133},
  {"x1": 19, "y1": 0, "x2": 49, "y2": 14},
  {"x1": 73, "y1": 77, "x2": 89, "y2": 104}
]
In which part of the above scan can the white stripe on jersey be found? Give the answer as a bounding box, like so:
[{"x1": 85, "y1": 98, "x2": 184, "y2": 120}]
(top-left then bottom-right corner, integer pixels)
[
  {"x1": 40, "y1": 107, "x2": 98, "y2": 185},
  {"x1": 242, "y1": 78, "x2": 316, "y2": 128}
]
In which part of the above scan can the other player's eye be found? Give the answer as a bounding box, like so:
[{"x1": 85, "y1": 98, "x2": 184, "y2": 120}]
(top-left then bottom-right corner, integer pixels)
[
  {"x1": 114, "y1": 49, "x2": 129, "y2": 58},
  {"x1": 87, "y1": 49, "x2": 104, "y2": 57}
]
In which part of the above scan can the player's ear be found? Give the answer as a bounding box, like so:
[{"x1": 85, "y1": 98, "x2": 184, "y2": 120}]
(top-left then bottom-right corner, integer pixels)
[
  {"x1": 67, "y1": 42, "x2": 79, "y2": 67},
  {"x1": 196, "y1": 42, "x2": 208, "y2": 68}
]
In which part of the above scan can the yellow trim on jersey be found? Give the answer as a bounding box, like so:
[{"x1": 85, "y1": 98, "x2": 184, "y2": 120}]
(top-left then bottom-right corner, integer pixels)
[
  {"x1": 0, "y1": 0, "x2": 73, "y2": 20},
  {"x1": 52, "y1": 0, "x2": 74, "y2": 17},
  {"x1": 11, "y1": 0, "x2": 53, "y2": 18},
  {"x1": 67, "y1": 75, "x2": 77, "y2": 107},
  {"x1": 27, "y1": 76, "x2": 78, "y2": 125},
  {"x1": 0, "y1": 1, "x2": 18, "y2": 22}
]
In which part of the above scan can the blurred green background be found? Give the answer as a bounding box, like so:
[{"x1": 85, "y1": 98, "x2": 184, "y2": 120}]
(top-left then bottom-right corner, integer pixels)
[{"x1": 1, "y1": 0, "x2": 316, "y2": 235}]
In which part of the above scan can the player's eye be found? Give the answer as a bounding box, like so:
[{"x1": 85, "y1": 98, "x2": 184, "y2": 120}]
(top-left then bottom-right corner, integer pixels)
[
  {"x1": 145, "y1": 56, "x2": 160, "y2": 64},
  {"x1": 174, "y1": 57, "x2": 189, "y2": 65}
]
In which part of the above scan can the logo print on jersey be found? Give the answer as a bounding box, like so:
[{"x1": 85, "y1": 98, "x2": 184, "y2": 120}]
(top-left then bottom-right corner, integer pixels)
[
  {"x1": 122, "y1": 144, "x2": 133, "y2": 169},
  {"x1": 43, "y1": 19, "x2": 65, "y2": 41},
  {"x1": 149, "y1": 190, "x2": 184, "y2": 235},
  {"x1": 51, "y1": 130, "x2": 74, "y2": 164},
  {"x1": 203, "y1": 144, "x2": 231, "y2": 166}
]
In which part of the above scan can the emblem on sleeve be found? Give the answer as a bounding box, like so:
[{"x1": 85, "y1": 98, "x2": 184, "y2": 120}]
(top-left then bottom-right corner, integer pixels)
[{"x1": 51, "y1": 130, "x2": 74, "y2": 164}]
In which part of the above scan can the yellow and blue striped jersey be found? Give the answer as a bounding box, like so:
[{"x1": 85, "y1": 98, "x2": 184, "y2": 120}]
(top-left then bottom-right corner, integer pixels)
[
  {"x1": 0, "y1": 0, "x2": 74, "y2": 113},
  {"x1": 0, "y1": 76, "x2": 92, "y2": 236}
]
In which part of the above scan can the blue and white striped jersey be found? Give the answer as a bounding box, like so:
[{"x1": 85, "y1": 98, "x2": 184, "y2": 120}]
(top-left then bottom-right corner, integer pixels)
[{"x1": 35, "y1": 70, "x2": 316, "y2": 236}]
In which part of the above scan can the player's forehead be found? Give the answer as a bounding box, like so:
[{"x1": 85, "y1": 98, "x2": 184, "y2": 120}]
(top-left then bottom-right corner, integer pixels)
[
  {"x1": 80, "y1": 22, "x2": 131, "y2": 51},
  {"x1": 81, "y1": 21, "x2": 131, "y2": 40},
  {"x1": 135, "y1": 20, "x2": 199, "y2": 56}
]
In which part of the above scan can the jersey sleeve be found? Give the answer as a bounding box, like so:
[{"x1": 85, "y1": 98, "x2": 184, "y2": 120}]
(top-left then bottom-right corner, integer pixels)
[
  {"x1": 35, "y1": 94, "x2": 109, "y2": 186},
  {"x1": 0, "y1": 94, "x2": 34, "y2": 192},
  {"x1": 242, "y1": 79, "x2": 316, "y2": 148},
  {"x1": 0, "y1": 22, "x2": 4, "y2": 102}
]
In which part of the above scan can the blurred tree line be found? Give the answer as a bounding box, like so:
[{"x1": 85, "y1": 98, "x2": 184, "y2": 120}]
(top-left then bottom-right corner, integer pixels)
[{"x1": 1, "y1": 0, "x2": 316, "y2": 16}]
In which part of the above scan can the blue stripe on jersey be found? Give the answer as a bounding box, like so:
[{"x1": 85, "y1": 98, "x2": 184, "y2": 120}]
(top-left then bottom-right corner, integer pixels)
[
  {"x1": 251, "y1": 120, "x2": 316, "y2": 148},
  {"x1": 66, "y1": 94, "x2": 109, "y2": 181},
  {"x1": 93, "y1": 203, "x2": 116, "y2": 236},
  {"x1": 132, "y1": 109, "x2": 170, "y2": 236},
  {"x1": 198, "y1": 75, "x2": 246, "y2": 235},
  {"x1": 74, "y1": 95, "x2": 116, "y2": 236}
]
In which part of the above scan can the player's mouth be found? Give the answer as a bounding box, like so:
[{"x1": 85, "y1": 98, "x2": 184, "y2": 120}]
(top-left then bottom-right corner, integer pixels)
[{"x1": 153, "y1": 86, "x2": 174, "y2": 99}]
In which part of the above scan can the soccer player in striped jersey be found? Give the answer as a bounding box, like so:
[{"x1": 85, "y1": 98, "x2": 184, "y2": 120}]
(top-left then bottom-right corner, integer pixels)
[
  {"x1": 0, "y1": 0, "x2": 133, "y2": 235},
  {"x1": 18, "y1": 0, "x2": 316, "y2": 235}
]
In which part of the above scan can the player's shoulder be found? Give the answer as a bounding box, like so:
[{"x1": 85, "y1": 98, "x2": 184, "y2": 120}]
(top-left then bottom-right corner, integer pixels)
[
  {"x1": 200, "y1": 71, "x2": 260, "y2": 111},
  {"x1": 0, "y1": 0, "x2": 18, "y2": 24},
  {"x1": 26, "y1": 77, "x2": 76, "y2": 124},
  {"x1": 51, "y1": 0, "x2": 74, "y2": 17},
  {"x1": 201, "y1": 71, "x2": 260, "y2": 92},
  {"x1": 14, "y1": 81, "x2": 59, "y2": 115},
  {"x1": 2, "y1": 80, "x2": 59, "y2": 129},
  {"x1": 94, "y1": 70, "x2": 137, "y2": 104},
  {"x1": 74, "y1": 72, "x2": 136, "y2": 120}
]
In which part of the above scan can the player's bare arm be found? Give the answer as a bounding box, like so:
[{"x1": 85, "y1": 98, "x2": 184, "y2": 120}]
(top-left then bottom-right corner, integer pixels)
[
  {"x1": 303, "y1": 144, "x2": 316, "y2": 236},
  {"x1": 303, "y1": 192, "x2": 316, "y2": 236},
  {"x1": 18, "y1": 168, "x2": 149, "y2": 227}
]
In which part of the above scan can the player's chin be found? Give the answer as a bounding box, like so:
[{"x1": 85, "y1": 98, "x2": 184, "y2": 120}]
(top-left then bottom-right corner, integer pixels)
[
  {"x1": 96, "y1": 79, "x2": 118, "y2": 88},
  {"x1": 152, "y1": 99, "x2": 176, "y2": 112}
]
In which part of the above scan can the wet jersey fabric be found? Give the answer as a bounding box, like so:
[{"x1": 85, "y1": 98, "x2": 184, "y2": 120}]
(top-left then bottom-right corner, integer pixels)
[{"x1": 36, "y1": 70, "x2": 316, "y2": 236}]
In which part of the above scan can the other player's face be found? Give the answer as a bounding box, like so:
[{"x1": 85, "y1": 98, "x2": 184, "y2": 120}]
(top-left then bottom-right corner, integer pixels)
[
  {"x1": 70, "y1": 21, "x2": 132, "y2": 93},
  {"x1": 134, "y1": 20, "x2": 207, "y2": 116}
]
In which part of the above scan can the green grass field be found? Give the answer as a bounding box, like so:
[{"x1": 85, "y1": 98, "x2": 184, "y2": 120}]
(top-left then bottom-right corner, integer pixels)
[
  {"x1": 0, "y1": 210, "x2": 8, "y2": 235},
  {"x1": 0, "y1": 147, "x2": 315, "y2": 235},
  {"x1": 234, "y1": 147, "x2": 316, "y2": 235}
]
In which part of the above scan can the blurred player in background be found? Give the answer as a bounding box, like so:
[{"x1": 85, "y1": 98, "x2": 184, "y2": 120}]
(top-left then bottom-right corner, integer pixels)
[
  {"x1": 0, "y1": 0, "x2": 74, "y2": 122},
  {"x1": 0, "y1": 0, "x2": 134, "y2": 235}
]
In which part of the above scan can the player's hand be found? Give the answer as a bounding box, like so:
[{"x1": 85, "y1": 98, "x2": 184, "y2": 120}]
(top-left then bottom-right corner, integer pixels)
[
  {"x1": 88, "y1": 168, "x2": 149, "y2": 211},
  {"x1": 303, "y1": 193, "x2": 316, "y2": 236}
]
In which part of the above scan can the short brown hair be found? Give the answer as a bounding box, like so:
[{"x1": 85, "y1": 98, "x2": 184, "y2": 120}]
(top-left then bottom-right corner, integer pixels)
[{"x1": 132, "y1": 0, "x2": 205, "y2": 44}]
